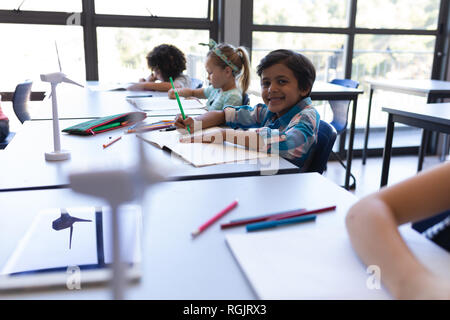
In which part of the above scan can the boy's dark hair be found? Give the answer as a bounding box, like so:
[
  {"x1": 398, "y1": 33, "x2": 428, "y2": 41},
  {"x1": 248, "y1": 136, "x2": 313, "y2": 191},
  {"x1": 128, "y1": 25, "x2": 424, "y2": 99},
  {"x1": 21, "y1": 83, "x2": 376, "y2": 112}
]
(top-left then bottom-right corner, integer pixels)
[
  {"x1": 146, "y1": 44, "x2": 187, "y2": 81},
  {"x1": 256, "y1": 49, "x2": 316, "y2": 96}
]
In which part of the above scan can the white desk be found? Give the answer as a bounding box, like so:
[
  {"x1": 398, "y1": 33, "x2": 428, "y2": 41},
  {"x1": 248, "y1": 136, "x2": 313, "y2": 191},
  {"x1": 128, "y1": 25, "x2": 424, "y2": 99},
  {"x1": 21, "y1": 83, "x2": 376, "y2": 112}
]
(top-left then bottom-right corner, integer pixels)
[
  {"x1": 0, "y1": 119, "x2": 299, "y2": 191},
  {"x1": 364, "y1": 79, "x2": 450, "y2": 164},
  {"x1": 29, "y1": 83, "x2": 205, "y2": 120},
  {"x1": 0, "y1": 173, "x2": 355, "y2": 299}
]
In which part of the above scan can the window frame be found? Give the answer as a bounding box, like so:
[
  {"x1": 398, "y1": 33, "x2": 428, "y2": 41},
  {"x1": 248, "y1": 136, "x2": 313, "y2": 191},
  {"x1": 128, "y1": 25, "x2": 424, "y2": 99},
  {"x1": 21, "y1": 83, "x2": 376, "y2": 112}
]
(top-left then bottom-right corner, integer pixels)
[
  {"x1": 240, "y1": 0, "x2": 449, "y2": 80},
  {"x1": 0, "y1": 0, "x2": 220, "y2": 80}
]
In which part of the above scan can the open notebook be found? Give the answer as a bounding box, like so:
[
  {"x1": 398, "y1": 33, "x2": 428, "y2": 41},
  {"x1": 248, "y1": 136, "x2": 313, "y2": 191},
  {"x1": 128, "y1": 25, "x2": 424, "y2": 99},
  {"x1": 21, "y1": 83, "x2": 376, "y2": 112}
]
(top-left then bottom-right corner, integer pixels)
[{"x1": 139, "y1": 127, "x2": 272, "y2": 167}]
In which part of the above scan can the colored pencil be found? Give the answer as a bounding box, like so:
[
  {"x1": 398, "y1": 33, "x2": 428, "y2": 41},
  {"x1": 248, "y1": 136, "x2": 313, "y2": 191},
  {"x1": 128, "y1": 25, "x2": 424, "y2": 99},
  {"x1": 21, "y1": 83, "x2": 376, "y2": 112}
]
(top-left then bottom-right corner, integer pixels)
[
  {"x1": 191, "y1": 199, "x2": 239, "y2": 238},
  {"x1": 246, "y1": 214, "x2": 316, "y2": 232},
  {"x1": 169, "y1": 76, "x2": 191, "y2": 134},
  {"x1": 220, "y1": 205, "x2": 336, "y2": 229},
  {"x1": 103, "y1": 135, "x2": 122, "y2": 149}
]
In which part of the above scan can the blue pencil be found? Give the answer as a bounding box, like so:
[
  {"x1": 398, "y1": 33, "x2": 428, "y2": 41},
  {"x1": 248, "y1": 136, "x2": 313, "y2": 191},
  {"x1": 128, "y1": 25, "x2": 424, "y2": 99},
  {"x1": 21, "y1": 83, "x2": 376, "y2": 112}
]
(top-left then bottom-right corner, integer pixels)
[{"x1": 246, "y1": 214, "x2": 316, "y2": 232}]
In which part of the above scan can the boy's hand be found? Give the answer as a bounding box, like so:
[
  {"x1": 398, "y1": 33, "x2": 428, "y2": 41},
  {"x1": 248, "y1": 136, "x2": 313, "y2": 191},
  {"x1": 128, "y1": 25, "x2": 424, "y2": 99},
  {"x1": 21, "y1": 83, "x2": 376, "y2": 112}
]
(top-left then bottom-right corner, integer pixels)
[{"x1": 174, "y1": 114, "x2": 196, "y2": 133}]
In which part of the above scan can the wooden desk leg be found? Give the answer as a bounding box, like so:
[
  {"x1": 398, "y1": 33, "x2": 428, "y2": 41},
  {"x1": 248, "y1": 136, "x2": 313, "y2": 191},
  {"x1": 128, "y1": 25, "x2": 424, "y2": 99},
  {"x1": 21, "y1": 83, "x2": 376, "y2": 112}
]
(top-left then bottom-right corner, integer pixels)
[
  {"x1": 381, "y1": 114, "x2": 394, "y2": 188},
  {"x1": 362, "y1": 87, "x2": 374, "y2": 165},
  {"x1": 345, "y1": 98, "x2": 357, "y2": 190},
  {"x1": 417, "y1": 129, "x2": 429, "y2": 172}
]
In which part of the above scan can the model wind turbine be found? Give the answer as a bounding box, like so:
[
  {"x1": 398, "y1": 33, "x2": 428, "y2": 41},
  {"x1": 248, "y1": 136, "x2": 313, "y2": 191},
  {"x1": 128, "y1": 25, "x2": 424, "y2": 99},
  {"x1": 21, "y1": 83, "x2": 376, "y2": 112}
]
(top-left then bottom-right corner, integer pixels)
[
  {"x1": 41, "y1": 42, "x2": 83, "y2": 161},
  {"x1": 69, "y1": 132, "x2": 170, "y2": 299}
]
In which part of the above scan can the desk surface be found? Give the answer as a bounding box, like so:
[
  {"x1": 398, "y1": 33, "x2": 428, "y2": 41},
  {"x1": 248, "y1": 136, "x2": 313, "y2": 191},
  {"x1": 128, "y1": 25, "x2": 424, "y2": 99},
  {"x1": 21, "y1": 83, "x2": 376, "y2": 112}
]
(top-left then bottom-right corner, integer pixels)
[
  {"x1": 0, "y1": 173, "x2": 357, "y2": 299},
  {"x1": 382, "y1": 103, "x2": 450, "y2": 126},
  {"x1": 0, "y1": 119, "x2": 298, "y2": 191},
  {"x1": 310, "y1": 81, "x2": 363, "y2": 99},
  {"x1": 29, "y1": 85, "x2": 169, "y2": 120},
  {"x1": 366, "y1": 79, "x2": 450, "y2": 94}
]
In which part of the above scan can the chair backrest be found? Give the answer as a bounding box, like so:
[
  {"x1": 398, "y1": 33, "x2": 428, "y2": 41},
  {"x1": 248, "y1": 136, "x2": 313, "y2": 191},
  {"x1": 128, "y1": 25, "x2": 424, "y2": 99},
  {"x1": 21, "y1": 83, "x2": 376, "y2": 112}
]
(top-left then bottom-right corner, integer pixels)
[
  {"x1": 301, "y1": 120, "x2": 337, "y2": 174},
  {"x1": 190, "y1": 78, "x2": 203, "y2": 89},
  {"x1": 328, "y1": 78, "x2": 359, "y2": 134},
  {"x1": 242, "y1": 92, "x2": 250, "y2": 105},
  {"x1": 12, "y1": 80, "x2": 32, "y2": 123}
]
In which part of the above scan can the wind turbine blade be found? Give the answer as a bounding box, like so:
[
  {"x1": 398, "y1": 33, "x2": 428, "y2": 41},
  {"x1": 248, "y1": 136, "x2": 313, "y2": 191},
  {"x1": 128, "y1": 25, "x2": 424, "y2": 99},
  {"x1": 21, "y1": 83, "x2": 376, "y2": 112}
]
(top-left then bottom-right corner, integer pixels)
[
  {"x1": 55, "y1": 41, "x2": 62, "y2": 72},
  {"x1": 62, "y1": 77, "x2": 84, "y2": 88}
]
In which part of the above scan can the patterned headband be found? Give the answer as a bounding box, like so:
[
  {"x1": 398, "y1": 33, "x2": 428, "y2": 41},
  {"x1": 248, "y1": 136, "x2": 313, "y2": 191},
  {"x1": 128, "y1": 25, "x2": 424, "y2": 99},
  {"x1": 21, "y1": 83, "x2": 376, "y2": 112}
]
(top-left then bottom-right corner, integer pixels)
[{"x1": 199, "y1": 39, "x2": 240, "y2": 74}]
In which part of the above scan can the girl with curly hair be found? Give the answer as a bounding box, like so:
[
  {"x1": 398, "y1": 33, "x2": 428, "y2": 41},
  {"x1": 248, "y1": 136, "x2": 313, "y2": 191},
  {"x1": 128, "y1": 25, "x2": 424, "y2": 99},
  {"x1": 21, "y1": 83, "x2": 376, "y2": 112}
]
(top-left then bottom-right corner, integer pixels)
[{"x1": 128, "y1": 44, "x2": 191, "y2": 92}]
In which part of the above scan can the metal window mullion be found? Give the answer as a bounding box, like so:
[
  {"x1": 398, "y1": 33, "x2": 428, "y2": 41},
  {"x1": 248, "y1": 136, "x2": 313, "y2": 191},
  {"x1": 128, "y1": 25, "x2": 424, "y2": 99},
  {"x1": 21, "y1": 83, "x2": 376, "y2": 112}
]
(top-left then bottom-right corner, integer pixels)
[
  {"x1": 240, "y1": 0, "x2": 253, "y2": 53},
  {"x1": 82, "y1": 0, "x2": 98, "y2": 81}
]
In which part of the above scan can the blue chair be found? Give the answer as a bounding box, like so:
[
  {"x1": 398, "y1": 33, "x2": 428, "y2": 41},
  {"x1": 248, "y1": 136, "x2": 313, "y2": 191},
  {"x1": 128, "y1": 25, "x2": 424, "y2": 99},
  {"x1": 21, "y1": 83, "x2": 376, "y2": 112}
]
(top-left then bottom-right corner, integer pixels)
[
  {"x1": 242, "y1": 92, "x2": 250, "y2": 105},
  {"x1": 0, "y1": 80, "x2": 32, "y2": 149},
  {"x1": 329, "y1": 78, "x2": 359, "y2": 188},
  {"x1": 301, "y1": 120, "x2": 337, "y2": 174}
]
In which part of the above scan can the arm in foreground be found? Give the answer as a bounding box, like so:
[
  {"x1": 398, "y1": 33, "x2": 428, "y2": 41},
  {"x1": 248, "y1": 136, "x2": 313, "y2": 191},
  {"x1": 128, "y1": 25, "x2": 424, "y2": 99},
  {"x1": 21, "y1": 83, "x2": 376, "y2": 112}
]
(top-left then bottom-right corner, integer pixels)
[{"x1": 345, "y1": 162, "x2": 450, "y2": 299}]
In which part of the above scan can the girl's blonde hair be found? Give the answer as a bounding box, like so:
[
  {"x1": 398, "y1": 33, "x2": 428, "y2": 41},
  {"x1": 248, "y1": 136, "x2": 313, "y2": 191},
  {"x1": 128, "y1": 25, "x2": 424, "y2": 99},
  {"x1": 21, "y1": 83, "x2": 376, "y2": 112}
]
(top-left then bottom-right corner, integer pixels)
[{"x1": 207, "y1": 43, "x2": 251, "y2": 95}]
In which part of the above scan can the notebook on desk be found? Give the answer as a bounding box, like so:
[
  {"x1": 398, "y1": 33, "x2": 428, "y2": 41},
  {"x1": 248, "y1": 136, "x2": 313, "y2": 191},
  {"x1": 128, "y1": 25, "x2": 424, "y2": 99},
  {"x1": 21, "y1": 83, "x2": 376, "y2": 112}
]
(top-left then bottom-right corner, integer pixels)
[
  {"x1": 225, "y1": 224, "x2": 450, "y2": 299},
  {"x1": 0, "y1": 205, "x2": 142, "y2": 292},
  {"x1": 139, "y1": 127, "x2": 272, "y2": 167}
]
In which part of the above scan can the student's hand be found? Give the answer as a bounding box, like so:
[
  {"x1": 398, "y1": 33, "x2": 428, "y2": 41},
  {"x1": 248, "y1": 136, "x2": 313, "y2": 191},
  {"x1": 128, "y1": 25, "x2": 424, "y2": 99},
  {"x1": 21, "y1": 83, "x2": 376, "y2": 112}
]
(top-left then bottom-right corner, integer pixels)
[
  {"x1": 174, "y1": 114, "x2": 196, "y2": 133},
  {"x1": 179, "y1": 128, "x2": 225, "y2": 144}
]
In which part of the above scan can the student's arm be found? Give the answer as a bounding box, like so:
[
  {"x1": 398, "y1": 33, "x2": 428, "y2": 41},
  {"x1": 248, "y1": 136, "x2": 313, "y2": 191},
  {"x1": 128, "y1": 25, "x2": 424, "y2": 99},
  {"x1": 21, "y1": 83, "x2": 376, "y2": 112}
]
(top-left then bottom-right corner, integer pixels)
[
  {"x1": 168, "y1": 88, "x2": 206, "y2": 99},
  {"x1": 346, "y1": 162, "x2": 450, "y2": 299},
  {"x1": 127, "y1": 81, "x2": 177, "y2": 92},
  {"x1": 174, "y1": 110, "x2": 226, "y2": 133}
]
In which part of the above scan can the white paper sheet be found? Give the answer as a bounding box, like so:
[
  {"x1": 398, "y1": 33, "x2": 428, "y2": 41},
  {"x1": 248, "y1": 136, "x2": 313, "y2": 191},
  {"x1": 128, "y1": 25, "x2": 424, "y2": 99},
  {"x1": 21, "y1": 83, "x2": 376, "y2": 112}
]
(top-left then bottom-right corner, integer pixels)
[
  {"x1": 1, "y1": 205, "x2": 141, "y2": 275},
  {"x1": 225, "y1": 224, "x2": 450, "y2": 300}
]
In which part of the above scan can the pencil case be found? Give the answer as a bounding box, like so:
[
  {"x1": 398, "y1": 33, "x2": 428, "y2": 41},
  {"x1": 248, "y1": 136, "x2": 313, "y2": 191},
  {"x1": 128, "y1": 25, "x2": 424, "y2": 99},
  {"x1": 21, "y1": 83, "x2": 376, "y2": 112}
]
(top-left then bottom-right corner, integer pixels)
[{"x1": 62, "y1": 111, "x2": 147, "y2": 135}]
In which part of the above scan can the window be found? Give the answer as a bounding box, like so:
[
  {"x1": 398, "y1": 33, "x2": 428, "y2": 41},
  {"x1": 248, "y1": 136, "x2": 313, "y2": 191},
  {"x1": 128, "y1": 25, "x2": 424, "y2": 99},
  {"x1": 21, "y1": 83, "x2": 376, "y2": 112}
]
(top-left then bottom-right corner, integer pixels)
[
  {"x1": 353, "y1": 34, "x2": 436, "y2": 127},
  {"x1": 252, "y1": 32, "x2": 346, "y2": 91},
  {"x1": 0, "y1": 0, "x2": 81, "y2": 12},
  {"x1": 97, "y1": 27, "x2": 210, "y2": 82},
  {"x1": 95, "y1": 0, "x2": 209, "y2": 18},
  {"x1": 253, "y1": 0, "x2": 348, "y2": 28},
  {"x1": 356, "y1": 0, "x2": 439, "y2": 30},
  {"x1": 0, "y1": 24, "x2": 85, "y2": 90}
]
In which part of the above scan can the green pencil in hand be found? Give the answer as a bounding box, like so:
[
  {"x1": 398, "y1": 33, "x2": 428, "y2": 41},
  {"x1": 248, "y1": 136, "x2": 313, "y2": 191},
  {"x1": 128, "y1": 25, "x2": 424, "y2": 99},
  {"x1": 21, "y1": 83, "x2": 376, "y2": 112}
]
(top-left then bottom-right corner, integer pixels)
[{"x1": 169, "y1": 77, "x2": 191, "y2": 134}]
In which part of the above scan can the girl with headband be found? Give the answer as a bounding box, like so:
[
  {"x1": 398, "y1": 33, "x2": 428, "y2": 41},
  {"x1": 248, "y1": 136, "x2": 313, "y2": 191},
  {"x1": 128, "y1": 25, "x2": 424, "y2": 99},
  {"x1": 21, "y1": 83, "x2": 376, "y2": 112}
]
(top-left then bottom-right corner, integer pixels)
[{"x1": 168, "y1": 39, "x2": 251, "y2": 110}]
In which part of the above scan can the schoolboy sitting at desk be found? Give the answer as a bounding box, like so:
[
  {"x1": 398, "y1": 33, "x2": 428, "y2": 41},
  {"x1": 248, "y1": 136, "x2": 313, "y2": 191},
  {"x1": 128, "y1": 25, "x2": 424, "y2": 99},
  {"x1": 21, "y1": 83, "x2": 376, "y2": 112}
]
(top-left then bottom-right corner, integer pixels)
[
  {"x1": 168, "y1": 40, "x2": 250, "y2": 110},
  {"x1": 127, "y1": 44, "x2": 191, "y2": 92},
  {"x1": 174, "y1": 49, "x2": 320, "y2": 168}
]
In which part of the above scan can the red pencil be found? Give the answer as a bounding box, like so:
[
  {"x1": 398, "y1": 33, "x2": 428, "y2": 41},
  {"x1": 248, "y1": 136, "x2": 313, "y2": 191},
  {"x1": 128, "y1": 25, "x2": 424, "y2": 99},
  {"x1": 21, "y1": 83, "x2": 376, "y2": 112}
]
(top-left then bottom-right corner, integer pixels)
[
  {"x1": 220, "y1": 205, "x2": 336, "y2": 229},
  {"x1": 191, "y1": 199, "x2": 239, "y2": 238}
]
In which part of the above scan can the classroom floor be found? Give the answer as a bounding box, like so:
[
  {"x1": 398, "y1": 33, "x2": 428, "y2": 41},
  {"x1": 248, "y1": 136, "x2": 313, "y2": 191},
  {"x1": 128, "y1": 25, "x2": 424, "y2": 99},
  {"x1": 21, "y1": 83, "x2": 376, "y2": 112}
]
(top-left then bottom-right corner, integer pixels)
[{"x1": 323, "y1": 154, "x2": 445, "y2": 199}]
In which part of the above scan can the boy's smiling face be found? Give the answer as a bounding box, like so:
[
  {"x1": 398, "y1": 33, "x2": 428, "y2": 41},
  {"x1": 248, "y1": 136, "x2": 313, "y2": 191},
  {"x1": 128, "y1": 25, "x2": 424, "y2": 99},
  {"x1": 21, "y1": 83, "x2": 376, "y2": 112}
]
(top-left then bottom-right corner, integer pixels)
[{"x1": 260, "y1": 63, "x2": 308, "y2": 118}]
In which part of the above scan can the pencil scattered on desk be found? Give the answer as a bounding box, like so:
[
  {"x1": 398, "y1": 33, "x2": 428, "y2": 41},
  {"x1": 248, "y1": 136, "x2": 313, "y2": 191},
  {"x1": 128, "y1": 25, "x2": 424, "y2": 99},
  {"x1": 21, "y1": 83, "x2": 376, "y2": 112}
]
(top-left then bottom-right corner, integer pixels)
[
  {"x1": 103, "y1": 135, "x2": 122, "y2": 149},
  {"x1": 191, "y1": 199, "x2": 239, "y2": 238},
  {"x1": 127, "y1": 120, "x2": 175, "y2": 133},
  {"x1": 246, "y1": 214, "x2": 317, "y2": 232},
  {"x1": 220, "y1": 205, "x2": 336, "y2": 229}
]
